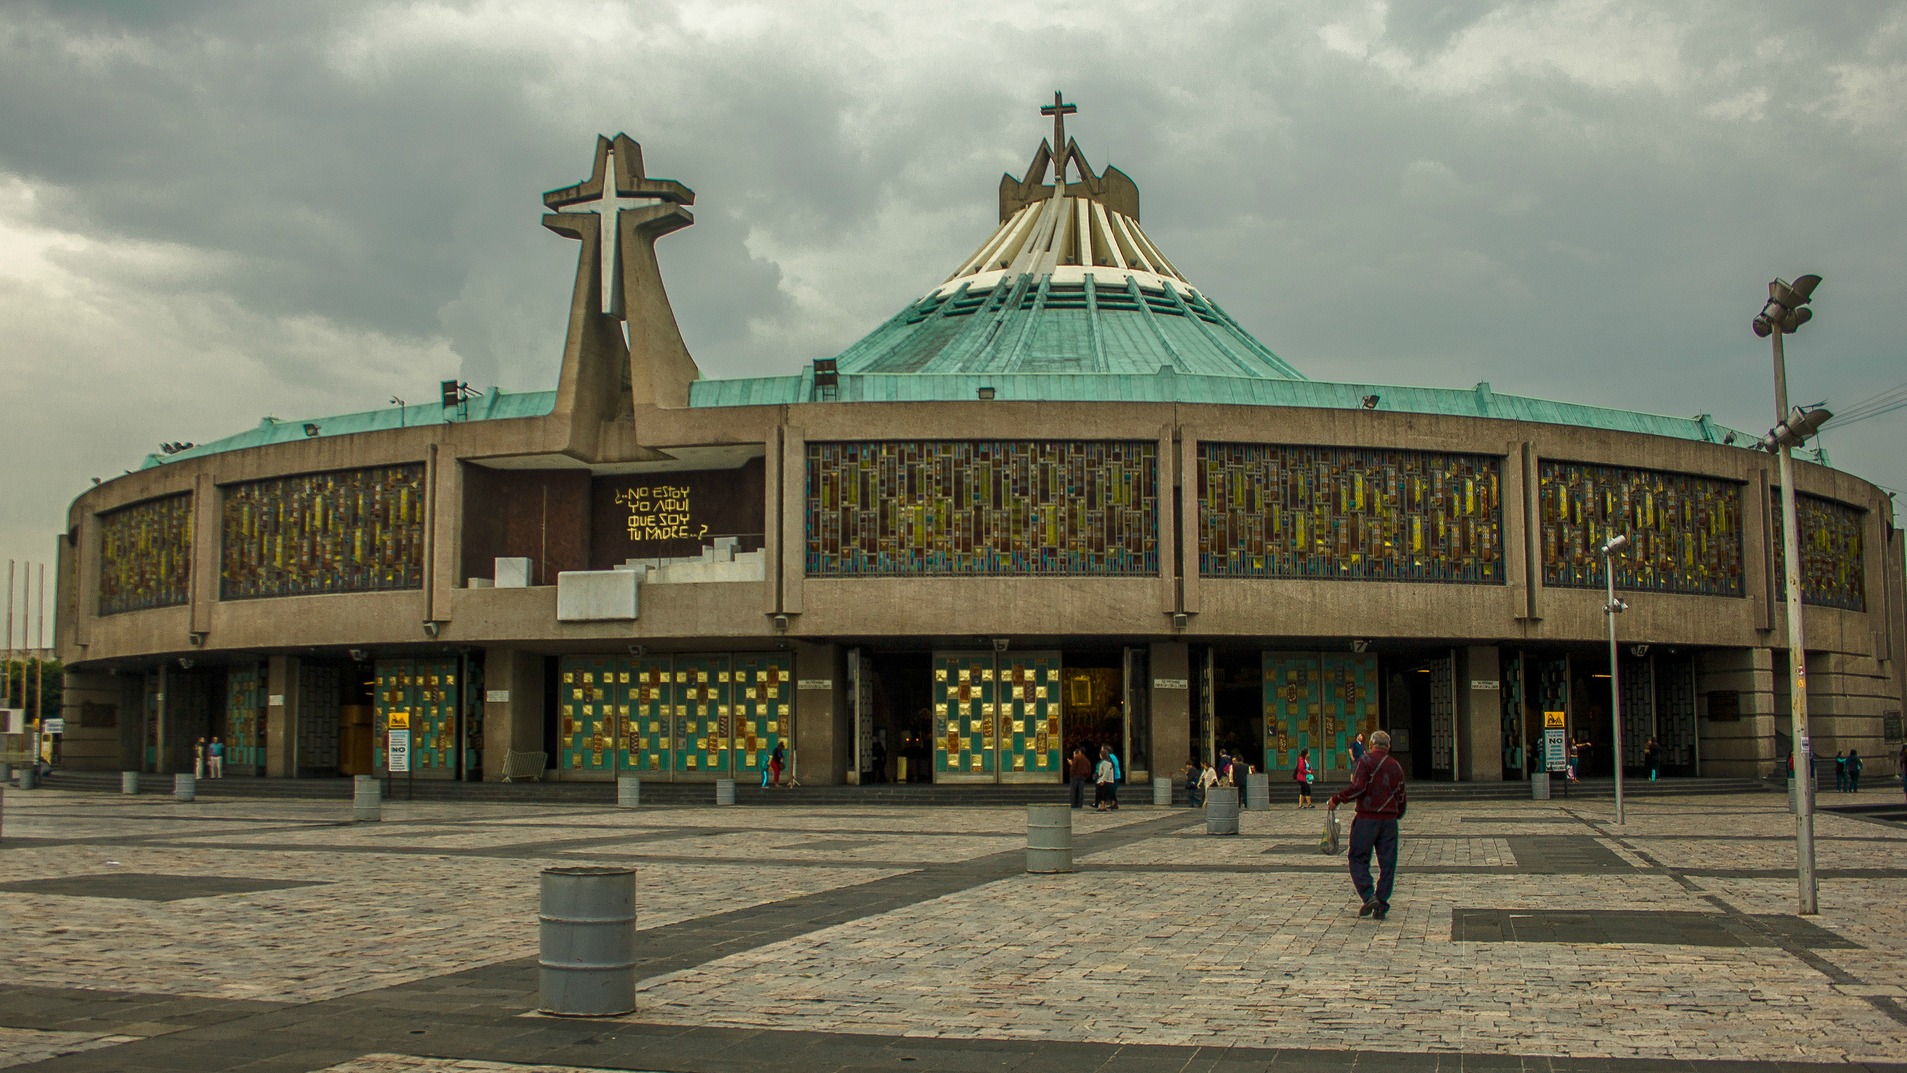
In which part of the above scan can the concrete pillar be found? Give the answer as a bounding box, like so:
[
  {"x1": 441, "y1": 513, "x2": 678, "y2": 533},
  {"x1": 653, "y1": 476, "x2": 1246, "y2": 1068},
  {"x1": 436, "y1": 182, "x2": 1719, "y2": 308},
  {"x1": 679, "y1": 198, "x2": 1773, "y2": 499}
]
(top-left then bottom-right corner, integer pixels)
[
  {"x1": 265, "y1": 655, "x2": 299, "y2": 778},
  {"x1": 1149, "y1": 641, "x2": 1191, "y2": 774},
  {"x1": 480, "y1": 648, "x2": 546, "y2": 783},
  {"x1": 1457, "y1": 646, "x2": 1504, "y2": 782},
  {"x1": 1696, "y1": 647, "x2": 1778, "y2": 777},
  {"x1": 792, "y1": 641, "x2": 842, "y2": 785}
]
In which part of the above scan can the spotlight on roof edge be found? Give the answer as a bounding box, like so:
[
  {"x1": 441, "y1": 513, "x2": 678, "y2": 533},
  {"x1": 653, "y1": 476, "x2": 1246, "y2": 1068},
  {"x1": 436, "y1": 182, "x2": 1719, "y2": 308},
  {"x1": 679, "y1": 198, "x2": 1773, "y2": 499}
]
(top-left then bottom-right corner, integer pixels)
[{"x1": 1752, "y1": 274, "x2": 1821, "y2": 338}]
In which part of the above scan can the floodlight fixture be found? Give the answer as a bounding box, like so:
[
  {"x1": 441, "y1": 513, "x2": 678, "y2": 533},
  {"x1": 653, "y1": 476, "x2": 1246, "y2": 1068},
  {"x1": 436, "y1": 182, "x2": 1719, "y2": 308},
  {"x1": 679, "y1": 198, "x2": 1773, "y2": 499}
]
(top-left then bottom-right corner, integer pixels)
[{"x1": 303, "y1": 423, "x2": 321, "y2": 437}]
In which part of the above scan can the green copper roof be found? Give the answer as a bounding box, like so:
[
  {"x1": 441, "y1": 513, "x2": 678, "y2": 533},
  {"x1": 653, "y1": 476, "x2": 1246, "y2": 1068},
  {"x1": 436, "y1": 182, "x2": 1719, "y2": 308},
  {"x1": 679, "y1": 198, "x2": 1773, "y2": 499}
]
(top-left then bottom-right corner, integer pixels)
[
  {"x1": 830, "y1": 274, "x2": 1305, "y2": 380},
  {"x1": 690, "y1": 368, "x2": 1800, "y2": 458},
  {"x1": 137, "y1": 389, "x2": 556, "y2": 470}
]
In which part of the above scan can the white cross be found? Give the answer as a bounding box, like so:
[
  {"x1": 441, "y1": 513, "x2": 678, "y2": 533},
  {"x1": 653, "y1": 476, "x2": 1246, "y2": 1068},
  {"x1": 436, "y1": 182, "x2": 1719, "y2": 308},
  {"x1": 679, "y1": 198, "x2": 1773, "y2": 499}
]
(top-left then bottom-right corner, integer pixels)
[{"x1": 555, "y1": 149, "x2": 658, "y2": 319}]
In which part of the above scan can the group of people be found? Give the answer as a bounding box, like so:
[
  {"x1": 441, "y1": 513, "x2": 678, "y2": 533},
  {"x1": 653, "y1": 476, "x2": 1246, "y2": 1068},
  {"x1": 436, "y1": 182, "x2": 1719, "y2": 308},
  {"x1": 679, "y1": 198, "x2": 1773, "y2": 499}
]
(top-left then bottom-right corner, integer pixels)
[
  {"x1": 1833, "y1": 749, "x2": 1864, "y2": 793},
  {"x1": 759, "y1": 741, "x2": 788, "y2": 788},
  {"x1": 1067, "y1": 744, "x2": 1123, "y2": 810},
  {"x1": 192, "y1": 736, "x2": 226, "y2": 778}
]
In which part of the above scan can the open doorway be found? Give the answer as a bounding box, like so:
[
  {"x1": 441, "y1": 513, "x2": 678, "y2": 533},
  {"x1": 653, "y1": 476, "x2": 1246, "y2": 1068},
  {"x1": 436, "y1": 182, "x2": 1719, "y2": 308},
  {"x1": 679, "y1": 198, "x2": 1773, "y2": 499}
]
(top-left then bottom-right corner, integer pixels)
[{"x1": 866, "y1": 651, "x2": 933, "y2": 783}]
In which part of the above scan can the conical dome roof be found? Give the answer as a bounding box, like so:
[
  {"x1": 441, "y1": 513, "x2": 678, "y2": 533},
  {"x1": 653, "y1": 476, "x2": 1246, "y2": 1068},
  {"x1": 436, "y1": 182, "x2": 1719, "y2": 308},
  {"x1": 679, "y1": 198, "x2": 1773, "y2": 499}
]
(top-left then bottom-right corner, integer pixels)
[{"x1": 828, "y1": 105, "x2": 1305, "y2": 381}]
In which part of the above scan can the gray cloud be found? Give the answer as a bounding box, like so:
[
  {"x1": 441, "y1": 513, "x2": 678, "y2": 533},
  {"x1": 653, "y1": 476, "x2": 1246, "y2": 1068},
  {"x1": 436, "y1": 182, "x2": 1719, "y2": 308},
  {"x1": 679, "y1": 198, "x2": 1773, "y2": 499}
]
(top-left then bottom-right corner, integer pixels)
[{"x1": 2, "y1": 0, "x2": 1903, "y2": 577}]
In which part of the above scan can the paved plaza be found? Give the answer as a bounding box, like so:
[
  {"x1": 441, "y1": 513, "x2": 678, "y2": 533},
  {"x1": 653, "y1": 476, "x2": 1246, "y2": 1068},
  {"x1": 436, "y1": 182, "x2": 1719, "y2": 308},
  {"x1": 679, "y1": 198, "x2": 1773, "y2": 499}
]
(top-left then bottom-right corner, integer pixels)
[{"x1": 0, "y1": 785, "x2": 1904, "y2": 1073}]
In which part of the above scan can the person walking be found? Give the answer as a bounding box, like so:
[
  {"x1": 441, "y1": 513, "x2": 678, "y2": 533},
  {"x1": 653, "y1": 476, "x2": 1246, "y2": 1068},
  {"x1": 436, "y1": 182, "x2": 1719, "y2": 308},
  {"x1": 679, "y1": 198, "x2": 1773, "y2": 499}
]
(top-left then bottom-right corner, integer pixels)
[
  {"x1": 1098, "y1": 745, "x2": 1120, "y2": 810},
  {"x1": 1196, "y1": 760, "x2": 1218, "y2": 807},
  {"x1": 1069, "y1": 747, "x2": 1092, "y2": 809},
  {"x1": 1834, "y1": 751, "x2": 1849, "y2": 793},
  {"x1": 1093, "y1": 749, "x2": 1116, "y2": 811},
  {"x1": 208, "y1": 737, "x2": 225, "y2": 779},
  {"x1": 1326, "y1": 729, "x2": 1408, "y2": 921},
  {"x1": 193, "y1": 737, "x2": 207, "y2": 780},
  {"x1": 769, "y1": 741, "x2": 786, "y2": 788},
  {"x1": 1846, "y1": 749, "x2": 1862, "y2": 794},
  {"x1": 1643, "y1": 737, "x2": 1660, "y2": 782},
  {"x1": 1350, "y1": 733, "x2": 1366, "y2": 764},
  {"x1": 1294, "y1": 747, "x2": 1315, "y2": 809}
]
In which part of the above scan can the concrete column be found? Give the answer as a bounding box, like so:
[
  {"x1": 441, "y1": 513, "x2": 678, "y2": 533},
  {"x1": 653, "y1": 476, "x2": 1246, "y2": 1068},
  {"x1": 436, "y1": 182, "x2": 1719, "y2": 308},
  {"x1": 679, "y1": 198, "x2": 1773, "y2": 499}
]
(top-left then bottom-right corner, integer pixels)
[
  {"x1": 1696, "y1": 647, "x2": 1777, "y2": 777},
  {"x1": 1457, "y1": 646, "x2": 1504, "y2": 782},
  {"x1": 265, "y1": 655, "x2": 299, "y2": 778},
  {"x1": 1149, "y1": 641, "x2": 1191, "y2": 774},
  {"x1": 792, "y1": 641, "x2": 841, "y2": 784},
  {"x1": 480, "y1": 648, "x2": 546, "y2": 782}
]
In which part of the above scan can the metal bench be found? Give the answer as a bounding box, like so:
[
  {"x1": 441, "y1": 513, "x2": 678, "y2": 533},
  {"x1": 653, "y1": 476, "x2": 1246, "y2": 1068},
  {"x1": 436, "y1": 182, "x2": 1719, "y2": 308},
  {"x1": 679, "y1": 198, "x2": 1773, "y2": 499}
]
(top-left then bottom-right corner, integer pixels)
[{"x1": 501, "y1": 750, "x2": 548, "y2": 782}]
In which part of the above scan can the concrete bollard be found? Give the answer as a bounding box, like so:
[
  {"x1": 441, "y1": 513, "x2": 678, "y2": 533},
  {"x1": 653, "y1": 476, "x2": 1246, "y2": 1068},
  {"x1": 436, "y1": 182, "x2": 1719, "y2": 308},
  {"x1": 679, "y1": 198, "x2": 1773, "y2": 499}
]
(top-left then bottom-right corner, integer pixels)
[
  {"x1": 1531, "y1": 772, "x2": 1551, "y2": 800},
  {"x1": 539, "y1": 865, "x2": 637, "y2": 1016},
  {"x1": 1245, "y1": 772, "x2": 1271, "y2": 811},
  {"x1": 1152, "y1": 776, "x2": 1172, "y2": 806},
  {"x1": 174, "y1": 773, "x2": 195, "y2": 802},
  {"x1": 122, "y1": 771, "x2": 140, "y2": 795},
  {"x1": 1025, "y1": 803, "x2": 1074, "y2": 874},
  {"x1": 617, "y1": 774, "x2": 641, "y2": 808},
  {"x1": 18, "y1": 766, "x2": 37, "y2": 790},
  {"x1": 715, "y1": 778, "x2": 736, "y2": 806},
  {"x1": 353, "y1": 775, "x2": 381, "y2": 822},
  {"x1": 1205, "y1": 786, "x2": 1240, "y2": 835}
]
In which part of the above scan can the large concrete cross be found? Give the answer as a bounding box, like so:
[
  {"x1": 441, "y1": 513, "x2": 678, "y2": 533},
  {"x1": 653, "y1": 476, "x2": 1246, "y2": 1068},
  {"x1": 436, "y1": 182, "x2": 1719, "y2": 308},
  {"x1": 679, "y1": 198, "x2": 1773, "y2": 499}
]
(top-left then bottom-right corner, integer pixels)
[
  {"x1": 1041, "y1": 91, "x2": 1077, "y2": 183},
  {"x1": 554, "y1": 147, "x2": 660, "y2": 319}
]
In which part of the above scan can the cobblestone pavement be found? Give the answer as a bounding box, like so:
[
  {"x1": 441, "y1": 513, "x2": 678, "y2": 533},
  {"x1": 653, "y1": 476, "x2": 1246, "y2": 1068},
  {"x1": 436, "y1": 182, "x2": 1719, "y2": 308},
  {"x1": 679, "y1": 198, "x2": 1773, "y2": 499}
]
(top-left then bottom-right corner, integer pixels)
[{"x1": 0, "y1": 787, "x2": 1904, "y2": 1072}]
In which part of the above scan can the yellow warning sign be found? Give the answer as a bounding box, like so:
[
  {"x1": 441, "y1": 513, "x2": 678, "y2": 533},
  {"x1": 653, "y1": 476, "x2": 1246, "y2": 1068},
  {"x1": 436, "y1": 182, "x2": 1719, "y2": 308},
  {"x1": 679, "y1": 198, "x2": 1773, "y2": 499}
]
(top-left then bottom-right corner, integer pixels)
[
  {"x1": 1543, "y1": 711, "x2": 1566, "y2": 729},
  {"x1": 387, "y1": 711, "x2": 411, "y2": 730}
]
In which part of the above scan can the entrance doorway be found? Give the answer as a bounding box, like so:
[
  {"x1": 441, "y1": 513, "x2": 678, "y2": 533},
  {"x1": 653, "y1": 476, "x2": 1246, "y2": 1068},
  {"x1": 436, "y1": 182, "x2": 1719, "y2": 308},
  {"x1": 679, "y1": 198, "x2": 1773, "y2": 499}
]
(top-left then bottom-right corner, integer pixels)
[{"x1": 863, "y1": 651, "x2": 932, "y2": 783}]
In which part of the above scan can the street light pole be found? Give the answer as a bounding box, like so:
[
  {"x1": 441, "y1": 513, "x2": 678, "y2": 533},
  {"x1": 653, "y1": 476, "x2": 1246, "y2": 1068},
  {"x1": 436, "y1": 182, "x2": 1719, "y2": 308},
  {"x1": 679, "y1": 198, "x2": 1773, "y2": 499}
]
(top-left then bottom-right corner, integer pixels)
[
  {"x1": 1602, "y1": 535, "x2": 1629, "y2": 825},
  {"x1": 1753, "y1": 274, "x2": 1825, "y2": 916}
]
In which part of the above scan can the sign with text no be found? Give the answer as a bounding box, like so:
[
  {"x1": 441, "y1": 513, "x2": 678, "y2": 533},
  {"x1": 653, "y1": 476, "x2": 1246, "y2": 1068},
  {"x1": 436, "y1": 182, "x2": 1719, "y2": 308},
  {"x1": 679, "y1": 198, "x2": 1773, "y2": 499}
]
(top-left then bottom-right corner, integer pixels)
[{"x1": 387, "y1": 729, "x2": 412, "y2": 774}]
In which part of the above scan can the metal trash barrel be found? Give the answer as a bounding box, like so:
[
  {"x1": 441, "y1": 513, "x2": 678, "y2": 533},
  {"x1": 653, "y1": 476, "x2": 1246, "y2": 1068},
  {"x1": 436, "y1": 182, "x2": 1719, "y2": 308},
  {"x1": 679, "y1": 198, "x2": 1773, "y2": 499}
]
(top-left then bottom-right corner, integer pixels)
[
  {"x1": 1152, "y1": 776, "x2": 1172, "y2": 806},
  {"x1": 1245, "y1": 772, "x2": 1271, "y2": 811},
  {"x1": 174, "y1": 773, "x2": 195, "y2": 802},
  {"x1": 1206, "y1": 786, "x2": 1240, "y2": 835},
  {"x1": 715, "y1": 778, "x2": 736, "y2": 806},
  {"x1": 617, "y1": 774, "x2": 641, "y2": 808},
  {"x1": 0, "y1": 762, "x2": 12, "y2": 781},
  {"x1": 121, "y1": 771, "x2": 140, "y2": 795},
  {"x1": 1025, "y1": 803, "x2": 1074, "y2": 873},
  {"x1": 1531, "y1": 772, "x2": 1551, "y2": 800},
  {"x1": 353, "y1": 775, "x2": 381, "y2": 822},
  {"x1": 18, "y1": 766, "x2": 37, "y2": 790},
  {"x1": 539, "y1": 865, "x2": 637, "y2": 1016}
]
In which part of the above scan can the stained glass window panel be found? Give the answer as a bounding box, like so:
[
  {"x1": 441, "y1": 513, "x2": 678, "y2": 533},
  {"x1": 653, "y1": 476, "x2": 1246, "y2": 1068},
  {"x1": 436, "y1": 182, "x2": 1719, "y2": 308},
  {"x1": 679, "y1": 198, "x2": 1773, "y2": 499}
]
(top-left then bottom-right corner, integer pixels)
[
  {"x1": 220, "y1": 463, "x2": 427, "y2": 600},
  {"x1": 1539, "y1": 461, "x2": 1744, "y2": 597},
  {"x1": 1198, "y1": 444, "x2": 1502, "y2": 584},
  {"x1": 99, "y1": 493, "x2": 194, "y2": 615},
  {"x1": 805, "y1": 441, "x2": 1157, "y2": 576},
  {"x1": 1771, "y1": 491, "x2": 1865, "y2": 611}
]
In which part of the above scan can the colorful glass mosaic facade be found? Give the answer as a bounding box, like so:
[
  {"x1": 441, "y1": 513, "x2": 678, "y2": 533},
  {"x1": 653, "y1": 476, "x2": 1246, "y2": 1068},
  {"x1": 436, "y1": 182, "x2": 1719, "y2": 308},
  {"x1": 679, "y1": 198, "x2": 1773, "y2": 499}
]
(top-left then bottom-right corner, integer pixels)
[
  {"x1": 806, "y1": 441, "x2": 1157, "y2": 576},
  {"x1": 220, "y1": 464, "x2": 426, "y2": 600},
  {"x1": 372, "y1": 657, "x2": 458, "y2": 776},
  {"x1": 1262, "y1": 653, "x2": 1379, "y2": 774},
  {"x1": 1539, "y1": 461, "x2": 1744, "y2": 596},
  {"x1": 933, "y1": 652, "x2": 1063, "y2": 783},
  {"x1": 1198, "y1": 445, "x2": 1502, "y2": 583},
  {"x1": 557, "y1": 653, "x2": 791, "y2": 779},
  {"x1": 1772, "y1": 492, "x2": 1866, "y2": 611},
  {"x1": 98, "y1": 493, "x2": 194, "y2": 616}
]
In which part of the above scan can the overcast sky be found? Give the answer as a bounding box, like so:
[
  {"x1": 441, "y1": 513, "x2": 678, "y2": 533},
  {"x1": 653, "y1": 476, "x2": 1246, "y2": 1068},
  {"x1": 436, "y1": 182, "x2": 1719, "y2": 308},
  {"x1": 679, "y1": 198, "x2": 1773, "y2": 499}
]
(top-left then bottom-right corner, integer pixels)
[{"x1": 2, "y1": 0, "x2": 1903, "y2": 594}]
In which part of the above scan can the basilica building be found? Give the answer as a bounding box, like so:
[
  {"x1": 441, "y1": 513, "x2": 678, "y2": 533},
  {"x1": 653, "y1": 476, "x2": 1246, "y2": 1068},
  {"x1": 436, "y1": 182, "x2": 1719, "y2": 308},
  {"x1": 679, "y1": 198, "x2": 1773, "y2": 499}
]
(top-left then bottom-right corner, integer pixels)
[{"x1": 51, "y1": 102, "x2": 1904, "y2": 789}]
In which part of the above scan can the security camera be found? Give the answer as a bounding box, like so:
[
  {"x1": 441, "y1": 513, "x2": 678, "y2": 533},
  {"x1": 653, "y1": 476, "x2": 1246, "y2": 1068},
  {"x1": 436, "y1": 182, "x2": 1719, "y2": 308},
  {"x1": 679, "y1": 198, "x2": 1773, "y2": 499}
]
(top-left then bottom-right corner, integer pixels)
[
  {"x1": 628, "y1": 644, "x2": 645, "y2": 657},
  {"x1": 992, "y1": 637, "x2": 1009, "y2": 652},
  {"x1": 348, "y1": 649, "x2": 368, "y2": 662},
  {"x1": 422, "y1": 621, "x2": 440, "y2": 639},
  {"x1": 178, "y1": 657, "x2": 195, "y2": 670},
  {"x1": 1630, "y1": 644, "x2": 1650, "y2": 658},
  {"x1": 1351, "y1": 639, "x2": 1369, "y2": 653}
]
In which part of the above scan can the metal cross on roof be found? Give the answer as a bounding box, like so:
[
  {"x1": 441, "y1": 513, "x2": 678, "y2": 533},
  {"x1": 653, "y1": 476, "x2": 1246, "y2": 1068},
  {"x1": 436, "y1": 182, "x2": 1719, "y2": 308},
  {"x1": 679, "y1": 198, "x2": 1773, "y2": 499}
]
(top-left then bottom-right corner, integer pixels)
[
  {"x1": 554, "y1": 148, "x2": 654, "y2": 319},
  {"x1": 1040, "y1": 91, "x2": 1077, "y2": 182}
]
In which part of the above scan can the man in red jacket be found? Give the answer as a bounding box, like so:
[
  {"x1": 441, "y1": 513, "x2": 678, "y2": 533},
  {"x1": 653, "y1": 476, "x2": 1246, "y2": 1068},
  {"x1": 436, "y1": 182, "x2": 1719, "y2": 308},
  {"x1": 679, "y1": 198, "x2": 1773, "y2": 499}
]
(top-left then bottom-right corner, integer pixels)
[{"x1": 1326, "y1": 729, "x2": 1408, "y2": 921}]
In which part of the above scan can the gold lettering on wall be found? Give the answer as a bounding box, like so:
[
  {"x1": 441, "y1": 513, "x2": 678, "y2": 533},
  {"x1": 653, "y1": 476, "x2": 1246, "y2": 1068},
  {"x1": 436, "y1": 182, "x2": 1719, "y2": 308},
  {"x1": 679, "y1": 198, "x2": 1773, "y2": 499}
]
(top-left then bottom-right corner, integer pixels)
[{"x1": 614, "y1": 485, "x2": 709, "y2": 543}]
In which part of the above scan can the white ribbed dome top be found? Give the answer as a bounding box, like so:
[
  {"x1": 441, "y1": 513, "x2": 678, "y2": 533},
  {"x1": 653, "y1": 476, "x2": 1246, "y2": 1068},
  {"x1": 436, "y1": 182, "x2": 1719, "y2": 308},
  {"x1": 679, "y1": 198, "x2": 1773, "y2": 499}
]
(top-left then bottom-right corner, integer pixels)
[{"x1": 932, "y1": 191, "x2": 1197, "y2": 300}]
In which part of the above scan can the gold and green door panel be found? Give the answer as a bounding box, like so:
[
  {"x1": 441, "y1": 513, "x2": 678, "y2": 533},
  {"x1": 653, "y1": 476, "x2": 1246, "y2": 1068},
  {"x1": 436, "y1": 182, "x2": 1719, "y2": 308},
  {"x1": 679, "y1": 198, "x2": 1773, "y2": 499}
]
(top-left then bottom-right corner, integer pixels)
[
  {"x1": 623, "y1": 656, "x2": 675, "y2": 774},
  {"x1": 410, "y1": 657, "x2": 459, "y2": 774},
  {"x1": 732, "y1": 653, "x2": 793, "y2": 779},
  {"x1": 934, "y1": 652, "x2": 998, "y2": 783},
  {"x1": 673, "y1": 654, "x2": 731, "y2": 778},
  {"x1": 1318, "y1": 654, "x2": 1378, "y2": 772},
  {"x1": 1263, "y1": 654, "x2": 1320, "y2": 773},
  {"x1": 997, "y1": 653, "x2": 1062, "y2": 784},
  {"x1": 225, "y1": 664, "x2": 265, "y2": 773},
  {"x1": 558, "y1": 656, "x2": 623, "y2": 774}
]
